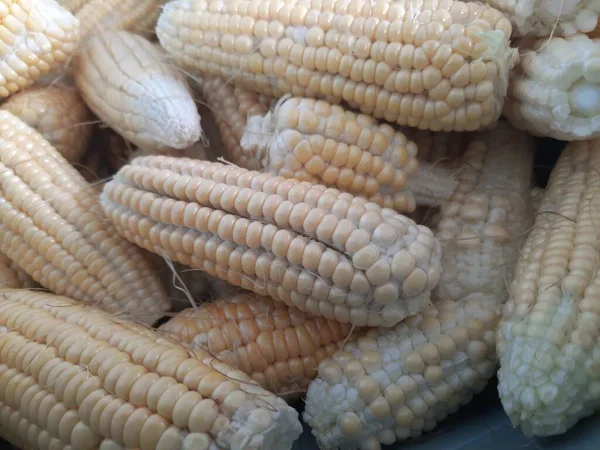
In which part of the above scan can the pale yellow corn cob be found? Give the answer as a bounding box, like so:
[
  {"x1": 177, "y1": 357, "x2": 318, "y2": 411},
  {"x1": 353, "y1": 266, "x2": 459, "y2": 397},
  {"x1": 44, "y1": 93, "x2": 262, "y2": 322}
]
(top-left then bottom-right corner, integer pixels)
[
  {"x1": 303, "y1": 121, "x2": 534, "y2": 450},
  {"x1": 160, "y1": 293, "x2": 359, "y2": 399},
  {"x1": 503, "y1": 34, "x2": 600, "y2": 141},
  {"x1": 0, "y1": 110, "x2": 171, "y2": 324},
  {"x1": 101, "y1": 157, "x2": 443, "y2": 328},
  {"x1": 243, "y1": 96, "x2": 459, "y2": 211},
  {"x1": 0, "y1": 84, "x2": 93, "y2": 163},
  {"x1": 75, "y1": 0, "x2": 166, "y2": 39},
  {"x1": 0, "y1": 0, "x2": 79, "y2": 98},
  {"x1": 57, "y1": 0, "x2": 86, "y2": 13},
  {"x1": 0, "y1": 289, "x2": 303, "y2": 450},
  {"x1": 196, "y1": 75, "x2": 272, "y2": 170},
  {"x1": 157, "y1": 0, "x2": 518, "y2": 132},
  {"x1": 497, "y1": 138, "x2": 600, "y2": 436},
  {"x1": 467, "y1": 0, "x2": 600, "y2": 37},
  {"x1": 74, "y1": 31, "x2": 202, "y2": 153},
  {"x1": 0, "y1": 253, "x2": 36, "y2": 289}
]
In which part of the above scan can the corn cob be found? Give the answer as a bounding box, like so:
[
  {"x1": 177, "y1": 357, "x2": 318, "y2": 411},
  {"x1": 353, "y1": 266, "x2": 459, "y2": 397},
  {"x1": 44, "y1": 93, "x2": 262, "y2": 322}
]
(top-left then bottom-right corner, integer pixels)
[
  {"x1": 497, "y1": 138, "x2": 600, "y2": 436},
  {"x1": 503, "y1": 34, "x2": 600, "y2": 141},
  {"x1": 467, "y1": 0, "x2": 600, "y2": 37},
  {"x1": 243, "y1": 96, "x2": 457, "y2": 212},
  {"x1": 0, "y1": 110, "x2": 171, "y2": 324},
  {"x1": 0, "y1": 84, "x2": 94, "y2": 163},
  {"x1": 160, "y1": 293, "x2": 359, "y2": 399},
  {"x1": 74, "y1": 31, "x2": 202, "y2": 153},
  {"x1": 0, "y1": 289, "x2": 303, "y2": 450},
  {"x1": 0, "y1": 0, "x2": 79, "y2": 98},
  {"x1": 101, "y1": 157, "x2": 443, "y2": 328},
  {"x1": 156, "y1": 0, "x2": 518, "y2": 132},
  {"x1": 75, "y1": 0, "x2": 166, "y2": 39},
  {"x1": 195, "y1": 75, "x2": 273, "y2": 170},
  {"x1": 57, "y1": 0, "x2": 87, "y2": 13},
  {"x1": 303, "y1": 121, "x2": 535, "y2": 450},
  {"x1": 0, "y1": 253, "x2": 36, "y2": 289}
]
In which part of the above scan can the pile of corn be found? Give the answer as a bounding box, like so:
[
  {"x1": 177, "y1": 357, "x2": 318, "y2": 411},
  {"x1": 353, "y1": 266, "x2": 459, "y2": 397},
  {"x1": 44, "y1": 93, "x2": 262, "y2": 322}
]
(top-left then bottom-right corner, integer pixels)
[{"x1": 0, "y1": 0, "x2": 598, "y2": 449}]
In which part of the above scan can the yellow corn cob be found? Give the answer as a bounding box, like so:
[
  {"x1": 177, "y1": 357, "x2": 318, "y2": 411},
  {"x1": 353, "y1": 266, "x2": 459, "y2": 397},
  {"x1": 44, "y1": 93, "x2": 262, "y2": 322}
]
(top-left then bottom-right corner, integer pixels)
[
  {"x1": 0, "y1": 0, "x2": 79, "y2": 98},
  {"x1": 467, "y1": 0, "x2": 600, "y2": 37},
  {"x1": 74, "y1": 30, "x2": 202, "y2": 153},
  {"x1": 156, "y1": 0, "x2": 518, "y2": 132},
  {"x1": 195, "y1": 75, "x2": 273, "y2": 170},
  {"x1": 503, "y1": 34, "x2": 600, "y2": 141},
  {"x1": 243, "y1": 96, "x2": 458, "y2": 212},
  {"x1": 160, "y1": 293, "x2": 358, "y2": 399},
  {"x1": 57, "y1": 0, "x2": 87, "y2": 13},
  {"x1": 101, "y1": 157, "x2": 443, "y2": 328},
  {"x1": 0, "y1": 110, "x2": 171, "y2": 324},
  {"x1": 75, "y1": 0, "x2": 166, "y2": 39},
  {"x1": 0, "y1": 289, "x2": 303, "y2": 450},
  {"x1": 303, "y1": 121, "x2": 535, "y2": 450},
  {"x1": 0, "y1": 84, "x2": 94, "y2": 163},
  {"x1": 0, "y1": 253, "x2": 36, "y2": 289},
  {"x1": 497, "y1": 138, "x2": 600, "y2": 437}
]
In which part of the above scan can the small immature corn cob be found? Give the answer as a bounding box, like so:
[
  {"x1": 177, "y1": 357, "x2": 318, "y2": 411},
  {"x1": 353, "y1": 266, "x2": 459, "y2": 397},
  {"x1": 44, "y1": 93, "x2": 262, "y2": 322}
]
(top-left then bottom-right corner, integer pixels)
[
  {"x1": 156, "y1": 0, "x2": 519, "y2": 132},
  {"x1": 503, "y1": 35, "x2": 600, "y2": 141},
  {"x1": 75, "y1": 0, "x2": 166, "y2": 39},
  {"x1": 497, "y1": 138, "x2": 600, "y2": 436},
  {"x1": 468, "y1": 0, "x2": 600, "y2": 37},
  {"x1": 74, "y1": 31, "x2": 202, "y2": 153},
  {"x1": 0, "y1": 289, "x2": 303, "y2": 450},
  {"x1": 101, "y1": 157, "x2": 443, "y2": 328},
  {"x1": 0, "y1": 110, "x2": 171, "y2": 324},
  {"x1": 160, "y1": 293, "x2": 358, "y2": 399},
  {"x1": 0, "y1": 84, "x2": 94, "y2": 163},
  {"x1": 196, "y1": 75, "x2": 272, "y2": 170},
  {"x1": 0, "y1": 0, "x2": 79, "y2": 98},
  {"x1": 242, "y1": 96, "x2": 457, "y2": 212},
  {"x1": 304, "y1": 121, "x2": 534, "y2": 450},
  {"x1": 0, "y1": 253, "x2": 36, "y2": 289}
]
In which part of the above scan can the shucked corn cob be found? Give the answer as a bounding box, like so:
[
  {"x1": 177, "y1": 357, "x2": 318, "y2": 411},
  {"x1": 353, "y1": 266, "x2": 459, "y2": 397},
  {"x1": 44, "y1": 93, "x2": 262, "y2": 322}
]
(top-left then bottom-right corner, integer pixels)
[
  {"x1": 468, "y1": 0, "x2": 600, "y2": 37},
  {"x1": 0, "y1": 253, "x2": 36, "y2": 289},
  {"x1": 195, "y1": 75, "x2": 273, "y2": 170},
  {"x1": 0, "y1": 289, "x2": 303, "y2": 450},
  {"x1": 160, "y1": 293, "x2": 358, "y2": 399},
  {"x1": 101, "y1": 157, "x2": 443, "y2": 328},
  {"x1": 503, "y1": 34, "x2": 600, "y2": 141},
  {"x1": 75, "y1": 0, "x2": 166, "y2": 39},
  {"x1": 0, "y1": 110, "x2": 171, "y2": 324},
  {"x1": 242, "y1": 96, "x2": 457, "y2": 212},
  {"x1": 74, "y1": 31, "x2": 202, "y2": 153},
  {"x1": 0, "y1": 0, "x2": 79, "y2": 98},
  {"x1": 303, "y1": 121, "x2": 534, "y2": 450},
  {"x1": 0, "y1": 84, "x2": 94, "y2": 163},
  {"x1": 156, "y1": 0, "x2": 519, "y2": 132},
  {"x1": 497, "y1": 138, "x2": 600, "y2": 436}
]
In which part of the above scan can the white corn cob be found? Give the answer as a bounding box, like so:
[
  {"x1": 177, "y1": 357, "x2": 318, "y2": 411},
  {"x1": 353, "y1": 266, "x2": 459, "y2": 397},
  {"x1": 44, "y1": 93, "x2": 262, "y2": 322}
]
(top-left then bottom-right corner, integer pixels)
[
  {"x1": 74, "y1": 31, "x2": 202, "y2": 152},
  {"x1": 303, "y1": 121, "x2": 534, "y2": 450},
  {"x1": 0, "y1": 253, "x2": 36, "y2": 289},
  {"x1": 100, "y1": 157, "x2": 443, "y2": 328},
  {"x1": 0, "y1": 84, "x2": 94, "y2": 163},
  {"x1": 497, "y1": 138, "x2": 600, "y2": 436},
  {"x1": 503, "y1": 34, "x2": 600, "y2": 141},
  {"x1": 0, "y1": 289, "x2": 303, "y2": 450},
  {"x1": 0, "y1": 0, "x2": 79, "y2": 98},
  {"x1": 156, "y1": 0, "x2": 519, "y2": 132},
  {"x1": 467, "y1": 0, "x2": 600, "y2": 37},
  {"x1": 0, "y1": 110, "x2": 171, "y2": 324}
]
